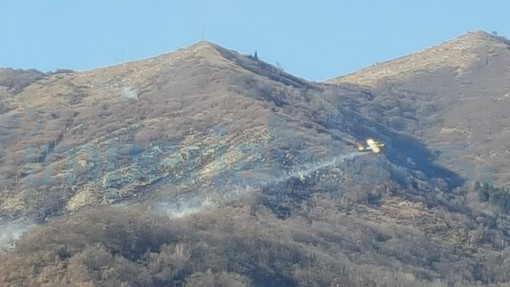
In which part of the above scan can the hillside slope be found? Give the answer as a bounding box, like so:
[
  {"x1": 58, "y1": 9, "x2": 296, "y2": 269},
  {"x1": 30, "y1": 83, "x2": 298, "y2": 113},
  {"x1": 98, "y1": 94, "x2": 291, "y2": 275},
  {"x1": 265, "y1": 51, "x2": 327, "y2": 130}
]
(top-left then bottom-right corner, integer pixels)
[
  {"x1": 1, "y1": 34, "x2": 510, "y2": 286},
  {"x1": 329, "y1": 30, "x2": 510, "y2": 187},
  {"x1": 0, "y1": 42, "x2": 351, "y2": 220}
]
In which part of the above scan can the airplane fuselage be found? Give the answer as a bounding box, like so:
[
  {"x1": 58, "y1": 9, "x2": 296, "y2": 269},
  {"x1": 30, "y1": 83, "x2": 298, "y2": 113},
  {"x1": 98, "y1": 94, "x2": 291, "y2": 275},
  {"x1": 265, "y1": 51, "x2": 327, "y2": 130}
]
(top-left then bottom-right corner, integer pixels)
[{"x1": 356, "y1": 138, "x2": 384, "y2": 154}]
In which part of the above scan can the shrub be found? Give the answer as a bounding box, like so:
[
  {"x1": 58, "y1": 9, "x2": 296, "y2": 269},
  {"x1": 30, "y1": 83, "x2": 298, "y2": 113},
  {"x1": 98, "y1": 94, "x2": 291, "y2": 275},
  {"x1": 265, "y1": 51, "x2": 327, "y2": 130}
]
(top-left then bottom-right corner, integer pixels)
[{"x1": 475, "y1": 181, "x2": 510, "y2": 213}]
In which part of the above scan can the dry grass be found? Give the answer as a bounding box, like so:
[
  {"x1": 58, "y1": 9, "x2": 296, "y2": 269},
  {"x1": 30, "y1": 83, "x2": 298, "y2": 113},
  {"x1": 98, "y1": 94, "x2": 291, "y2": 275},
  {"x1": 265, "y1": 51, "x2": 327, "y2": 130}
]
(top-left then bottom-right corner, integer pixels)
[
  {"x1": 329, "y1": 31, "x2": 510, "y2": 187},
  {"x1": 1, "y1": 33, "x2": 510, "y2": 286}
]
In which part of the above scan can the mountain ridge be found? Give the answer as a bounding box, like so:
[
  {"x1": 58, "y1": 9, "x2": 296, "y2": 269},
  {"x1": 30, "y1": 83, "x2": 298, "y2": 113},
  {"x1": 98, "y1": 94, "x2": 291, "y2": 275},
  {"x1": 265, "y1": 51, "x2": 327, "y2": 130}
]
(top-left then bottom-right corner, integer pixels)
[
  {"x1": 328, "y1": 30, "x2": 510, "y2": 86},
  {"x1": 326, "y1": 30, "x2": 510, "y2": 187},
  {"x1": 1, "y1": 30, "x2": 510, "y2": 286}
]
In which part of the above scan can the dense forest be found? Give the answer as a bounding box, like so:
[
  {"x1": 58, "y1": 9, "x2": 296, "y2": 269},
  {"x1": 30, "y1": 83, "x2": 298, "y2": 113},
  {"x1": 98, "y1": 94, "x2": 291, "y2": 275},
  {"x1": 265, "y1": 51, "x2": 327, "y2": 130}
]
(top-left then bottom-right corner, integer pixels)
[{"x1": 1, "y1": 181, "x2": 510, "y2": 287}]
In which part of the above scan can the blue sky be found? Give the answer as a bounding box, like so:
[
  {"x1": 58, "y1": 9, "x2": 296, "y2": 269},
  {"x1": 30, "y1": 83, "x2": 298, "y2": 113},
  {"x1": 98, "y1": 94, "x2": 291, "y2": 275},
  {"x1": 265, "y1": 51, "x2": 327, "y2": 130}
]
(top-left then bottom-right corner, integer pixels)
[{"x1": 1, "y1": 1, "x2": 509, "y2": 81}]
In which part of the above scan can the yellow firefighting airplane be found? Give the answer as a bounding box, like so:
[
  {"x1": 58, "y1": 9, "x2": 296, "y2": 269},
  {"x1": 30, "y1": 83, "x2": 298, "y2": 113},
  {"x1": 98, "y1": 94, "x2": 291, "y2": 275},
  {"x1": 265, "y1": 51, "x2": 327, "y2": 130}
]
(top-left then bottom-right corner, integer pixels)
[{"x1": 356, "y1": 138, "x2": 384, "y2": 154}]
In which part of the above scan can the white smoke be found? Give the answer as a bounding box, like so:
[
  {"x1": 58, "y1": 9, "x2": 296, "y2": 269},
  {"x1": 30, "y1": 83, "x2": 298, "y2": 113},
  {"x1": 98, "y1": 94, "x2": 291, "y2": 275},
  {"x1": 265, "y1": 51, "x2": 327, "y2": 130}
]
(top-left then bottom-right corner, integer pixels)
[
  {"x1": 154, "y1": 201, "x2": 208, "y2": 218},
  {"x1": 0, "y1": 152, "x2": 365, "y2": 245},
  {"x1": 155, "y1": 151, "x2": 365, "y2": 218},
  {"x1": 122, "y1": 86, "x2": 139, "y2": 101},
  {"x1": 277, "y1": 151, "x2": 365, "y2": 184},
  {"x1": 0, "y1": 222, "x2": 34, "y2": 249}
]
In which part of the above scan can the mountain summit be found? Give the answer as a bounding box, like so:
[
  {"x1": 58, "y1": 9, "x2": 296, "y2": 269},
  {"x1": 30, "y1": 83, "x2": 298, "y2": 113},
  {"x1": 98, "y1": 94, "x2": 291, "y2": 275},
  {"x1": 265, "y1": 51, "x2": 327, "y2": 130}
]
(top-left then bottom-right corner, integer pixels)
[
  {"x1": 329, "y1": 30, "x2": 510, "y2": 86},
  {"x1": 329, "y1": 30, "x2": 510, "y2": 188},
  {"x1": 2, "y1": 31, "x2": 510, "y2": 286}
]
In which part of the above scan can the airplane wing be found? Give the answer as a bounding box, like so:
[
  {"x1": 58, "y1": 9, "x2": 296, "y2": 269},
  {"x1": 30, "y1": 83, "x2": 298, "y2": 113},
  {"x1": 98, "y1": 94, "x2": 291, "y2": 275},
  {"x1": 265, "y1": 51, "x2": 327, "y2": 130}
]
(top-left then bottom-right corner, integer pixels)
[
  {"x1": 354, "y1": 138, "x2": 384, "y2": 153},
  {"x1": 366, "y1": 138, "x2": 383, "y2": 153}
]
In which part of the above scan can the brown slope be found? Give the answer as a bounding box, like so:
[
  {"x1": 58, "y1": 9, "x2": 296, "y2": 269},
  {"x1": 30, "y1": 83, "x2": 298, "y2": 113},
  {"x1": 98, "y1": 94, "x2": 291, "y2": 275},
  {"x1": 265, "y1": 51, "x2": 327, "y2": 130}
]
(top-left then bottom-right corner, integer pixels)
[
  {"x1": 2, "y1": 39, "x2": 510, "y2": 286},
  {"x1": 329, "y1": 30, "x2": 510, "y2": 187},
  {"x1": 0, "y1": 41, "x2": 351, "y2": 221}
]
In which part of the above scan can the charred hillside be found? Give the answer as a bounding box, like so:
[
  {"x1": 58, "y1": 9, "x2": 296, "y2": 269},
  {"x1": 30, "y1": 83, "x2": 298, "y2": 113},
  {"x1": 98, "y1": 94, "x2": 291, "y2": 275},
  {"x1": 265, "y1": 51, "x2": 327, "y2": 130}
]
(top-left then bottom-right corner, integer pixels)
[
  {"x1": 1, "y1": 32, "x2": 510, "y2": 286},
  {"x1": 330, "y1": 30, "x2": 510, "y2": 187},
  {"x1": 0, "y1": 40, "x2": 455, "y2": 223}
]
